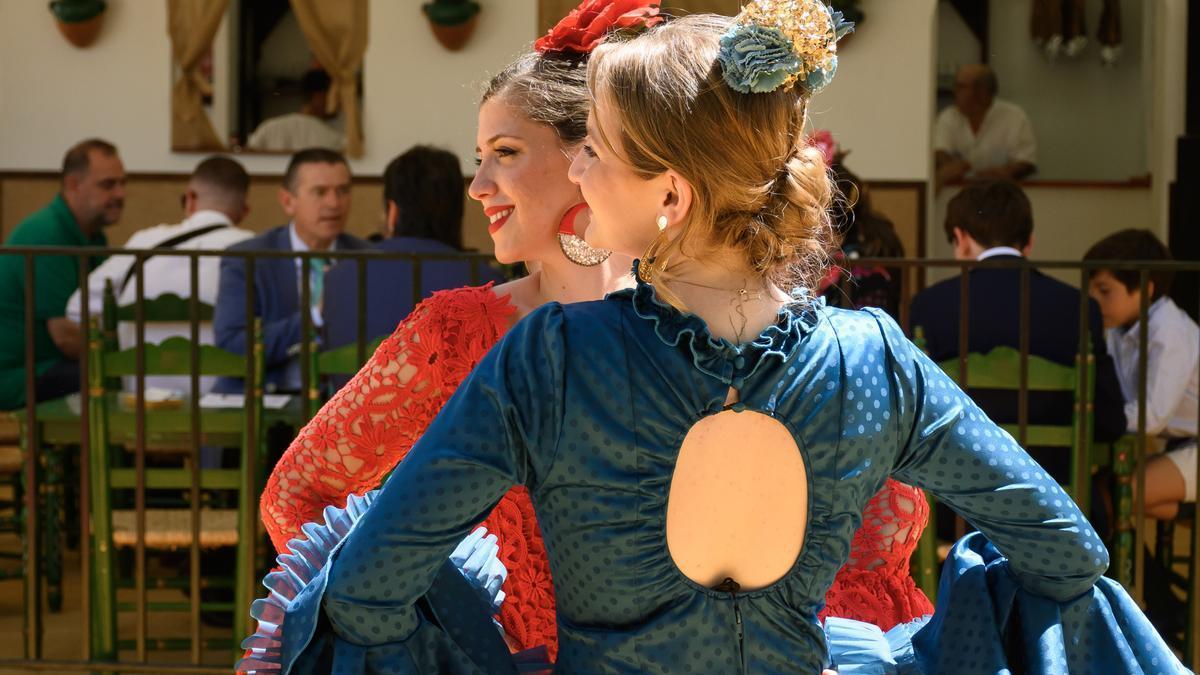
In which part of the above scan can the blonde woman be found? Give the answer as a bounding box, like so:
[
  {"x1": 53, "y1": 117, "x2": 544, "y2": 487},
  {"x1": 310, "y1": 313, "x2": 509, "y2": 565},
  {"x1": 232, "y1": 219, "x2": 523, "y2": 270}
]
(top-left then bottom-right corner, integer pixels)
[{"x1": 242, "y1": 3, "x2": 1182, "y2": 673}]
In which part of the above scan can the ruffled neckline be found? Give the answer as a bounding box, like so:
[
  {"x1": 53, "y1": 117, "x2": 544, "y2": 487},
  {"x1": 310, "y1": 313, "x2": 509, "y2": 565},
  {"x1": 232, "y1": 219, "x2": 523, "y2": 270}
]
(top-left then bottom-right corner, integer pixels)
[{"x1": 605, "y1": 261, "x2": 822, "y2": 385}]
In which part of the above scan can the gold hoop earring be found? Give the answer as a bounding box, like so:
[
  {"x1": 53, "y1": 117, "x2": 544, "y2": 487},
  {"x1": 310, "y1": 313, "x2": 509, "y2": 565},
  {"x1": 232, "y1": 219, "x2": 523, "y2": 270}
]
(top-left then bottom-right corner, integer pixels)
[{"x1": 638, "y1": 224, "x2": 671, "y2": 282}]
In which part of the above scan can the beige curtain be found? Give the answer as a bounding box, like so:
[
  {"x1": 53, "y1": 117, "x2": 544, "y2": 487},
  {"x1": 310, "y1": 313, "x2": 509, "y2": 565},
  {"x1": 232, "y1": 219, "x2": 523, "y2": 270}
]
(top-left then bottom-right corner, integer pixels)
[
  {"x1": 290, "y1": 0, "x2": 369, "y2": 158},
  {"x1": 167, "y1": 0, "x2": 228, "y2": 151}
]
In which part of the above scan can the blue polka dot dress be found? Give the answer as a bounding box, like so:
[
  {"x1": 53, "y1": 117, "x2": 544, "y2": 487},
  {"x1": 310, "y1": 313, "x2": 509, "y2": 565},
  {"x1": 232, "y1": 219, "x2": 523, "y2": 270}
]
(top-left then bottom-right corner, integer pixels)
[{"x1": 244, "y1": 268, "x2": 1187, "y2": 674}]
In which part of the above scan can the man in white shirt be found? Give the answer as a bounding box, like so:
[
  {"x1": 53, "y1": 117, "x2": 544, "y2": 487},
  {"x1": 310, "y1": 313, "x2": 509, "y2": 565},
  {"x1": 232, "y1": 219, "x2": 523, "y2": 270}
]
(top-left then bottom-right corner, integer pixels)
[
  {"x1": 1085, "y1": 229, "x2": 1199, "y2": 519},
  {"x1": 934, "y1": 64, "x2": 1037, "y2": 188},
  {"x1": 246, "y1": 69, "x2": 343, "y2": 153},
  {"x1": 66, "y1": 155, "x2": 254, "y2": 392}
]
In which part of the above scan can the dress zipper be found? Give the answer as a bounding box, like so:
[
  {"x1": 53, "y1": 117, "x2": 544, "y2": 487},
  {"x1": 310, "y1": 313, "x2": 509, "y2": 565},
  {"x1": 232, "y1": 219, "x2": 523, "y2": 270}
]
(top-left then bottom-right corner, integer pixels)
[{"x1": 713, "y1": 577, "x2": 746, "y2": 673}]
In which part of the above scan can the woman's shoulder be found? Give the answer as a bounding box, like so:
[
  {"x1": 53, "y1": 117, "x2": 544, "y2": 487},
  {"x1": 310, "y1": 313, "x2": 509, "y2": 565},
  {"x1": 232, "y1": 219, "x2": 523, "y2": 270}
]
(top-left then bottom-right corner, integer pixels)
[
  {"x1": 411, "y1": 282, "x2": 517, "y2": 331},
  {"x1": 811, "y1": 304, "x2": 916, "y2": 362}
]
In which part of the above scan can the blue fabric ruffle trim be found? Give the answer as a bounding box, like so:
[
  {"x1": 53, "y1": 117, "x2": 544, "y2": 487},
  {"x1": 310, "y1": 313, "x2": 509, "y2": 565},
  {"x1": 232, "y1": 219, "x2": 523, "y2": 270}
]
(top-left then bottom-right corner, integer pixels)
[
  {"x1": 606, "y1": 260, "x2": 822, "y2": 385},
  {"x1": 235, "y1": 491, "x2": 509, "y2": 674}
]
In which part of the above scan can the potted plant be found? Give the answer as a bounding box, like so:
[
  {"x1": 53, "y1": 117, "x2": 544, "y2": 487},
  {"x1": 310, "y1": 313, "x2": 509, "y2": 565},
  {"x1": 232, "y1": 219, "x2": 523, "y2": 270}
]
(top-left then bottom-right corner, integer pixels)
[
  {"x1": 49, "y1": 0, "x2": 107, "y2": 48},
  {"x1": 423, "y1": 0, "x2": 481, "y2": 51}
]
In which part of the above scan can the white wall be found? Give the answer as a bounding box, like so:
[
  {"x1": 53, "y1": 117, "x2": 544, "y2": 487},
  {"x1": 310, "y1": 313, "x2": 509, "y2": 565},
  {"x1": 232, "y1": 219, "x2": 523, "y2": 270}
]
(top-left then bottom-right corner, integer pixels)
[
  {"x1": 0, "y1": 0, "x2": 1187, "y2": 250},
  {"x1": 937, "y1": 0, "x2": 1150, "y2": 181},
  {"x1": 1148, "y1": 0, "x2": 1189, "y2": 234},
  {"x1": 927, "y1": 185, "x2": 1156, "y2": 286},
  {"x1": 810, "y1": 0, "x2": 938, "y2": 182},
  {"x1": 0, "y1": 0, "x2": 537, "y2": 175}
]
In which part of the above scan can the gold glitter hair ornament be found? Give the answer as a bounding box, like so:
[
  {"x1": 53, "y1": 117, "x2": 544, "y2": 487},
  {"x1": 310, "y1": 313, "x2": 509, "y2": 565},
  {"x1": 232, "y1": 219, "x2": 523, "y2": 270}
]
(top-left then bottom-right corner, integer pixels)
[{"x1": 717, "y1": 0, "x2": 854, "y2": 95}]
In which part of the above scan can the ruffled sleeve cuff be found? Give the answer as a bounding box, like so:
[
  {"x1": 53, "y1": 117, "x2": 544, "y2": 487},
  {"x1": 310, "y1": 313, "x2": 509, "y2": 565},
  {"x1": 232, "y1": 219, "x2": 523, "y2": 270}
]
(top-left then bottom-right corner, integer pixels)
[{"x1": 237, "y1": 491, "x2": 511, "y2": 674}]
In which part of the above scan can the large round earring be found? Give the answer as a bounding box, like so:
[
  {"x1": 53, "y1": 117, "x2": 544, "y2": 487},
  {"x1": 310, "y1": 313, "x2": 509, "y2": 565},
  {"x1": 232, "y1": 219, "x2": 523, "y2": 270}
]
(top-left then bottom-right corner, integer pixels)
[{"x1": 557, "y1": 203, "x2": 611, "y2": 267}]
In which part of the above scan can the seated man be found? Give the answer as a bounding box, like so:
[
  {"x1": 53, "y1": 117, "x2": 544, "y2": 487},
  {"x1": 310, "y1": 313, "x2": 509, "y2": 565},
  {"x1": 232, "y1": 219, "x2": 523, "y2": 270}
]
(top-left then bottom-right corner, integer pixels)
[
  {"x1": 246, "y1": 69, "x2": 343, "y2": 153},
  {"x1": 323, "y1": 145, "x2": 503, "y2": 351},
  {"x1": 911, "y1": 181, "x2": 1126, "y2": 496},
  {"x1": 0, "y1": 138, "x2": 125, "y2": 409},
  {"x1": 213, "y1": 148, "x2": 368, "y2": 394},
  {"x1": 65, "y1": 155, "x2": 254, "y2": 393},
  {"x1": 1085, "y1": 230, "x2": 1198, "y2": 520},
  {"x1": 935, "y1": 64, "x2": 1037, "y2": 188}
]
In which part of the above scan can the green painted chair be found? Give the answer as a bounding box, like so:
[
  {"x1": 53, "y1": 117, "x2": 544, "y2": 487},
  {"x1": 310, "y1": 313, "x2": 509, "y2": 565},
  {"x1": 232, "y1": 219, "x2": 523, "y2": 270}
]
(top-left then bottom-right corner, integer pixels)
[
  {"x1": 304, "y1": 336, "x2": 385, "y2": 414},
  {"x1": 911, "y1": 345, "x2": 1097, "y2": 600},
  {"x1": 85, "y1": 312, "x2": 265, "y2": 662}
]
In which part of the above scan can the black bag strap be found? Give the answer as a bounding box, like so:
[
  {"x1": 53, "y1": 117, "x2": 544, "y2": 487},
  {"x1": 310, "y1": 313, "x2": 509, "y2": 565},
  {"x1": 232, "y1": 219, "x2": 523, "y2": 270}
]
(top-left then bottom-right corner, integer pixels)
[{"x1": 118, "y1": 223, "x2": 230, "y2": 295}]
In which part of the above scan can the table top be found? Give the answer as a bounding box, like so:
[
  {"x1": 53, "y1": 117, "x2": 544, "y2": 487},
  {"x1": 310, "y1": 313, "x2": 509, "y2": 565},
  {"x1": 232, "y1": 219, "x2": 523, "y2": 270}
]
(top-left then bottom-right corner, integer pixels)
[{"x1": 16, "y1": 392, "x2": 305, "y2": 446}]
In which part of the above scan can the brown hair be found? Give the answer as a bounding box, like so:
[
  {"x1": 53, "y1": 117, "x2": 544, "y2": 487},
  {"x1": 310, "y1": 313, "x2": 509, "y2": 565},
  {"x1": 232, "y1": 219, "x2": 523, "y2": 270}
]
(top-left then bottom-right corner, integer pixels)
[
  {"x1": 588, "y1": 14, "x2": 834, "y2": 293},
  {"x1": 942, "y1": 180, "x2": 1032, "y2": 249},
  {"x1": 481, "y1": 52, "x2": 590, "y2": 146},
  {"x1": 283, "y1": 147, "x2": 349, "y2": 193},
  {"x1": 61, "y1": 138, "x2": 118, "y2": 182},
  {"x1": 192, "y1": 155, "x2": 250, "y2": 202},
  {"x1": 1083, "y1": 228, "x2": 1174, "y2": 301}
]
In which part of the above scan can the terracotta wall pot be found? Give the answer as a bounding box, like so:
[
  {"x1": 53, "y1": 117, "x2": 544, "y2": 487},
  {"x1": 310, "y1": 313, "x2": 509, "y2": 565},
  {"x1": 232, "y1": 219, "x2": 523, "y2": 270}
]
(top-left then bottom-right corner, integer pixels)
[
  {"x1": 429, "y1": 14, "x2": 478, "y2": 51},
  {"x1": 55, "y1": 13, "x2": 104, "y2": 47}
]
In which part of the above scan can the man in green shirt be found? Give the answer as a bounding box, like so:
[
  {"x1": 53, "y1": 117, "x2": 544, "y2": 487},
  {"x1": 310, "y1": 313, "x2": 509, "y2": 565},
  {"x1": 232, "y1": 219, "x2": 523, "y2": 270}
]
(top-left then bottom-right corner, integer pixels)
[{"x1": 0, "y1": 138, "x2": 126, "y2": 410}]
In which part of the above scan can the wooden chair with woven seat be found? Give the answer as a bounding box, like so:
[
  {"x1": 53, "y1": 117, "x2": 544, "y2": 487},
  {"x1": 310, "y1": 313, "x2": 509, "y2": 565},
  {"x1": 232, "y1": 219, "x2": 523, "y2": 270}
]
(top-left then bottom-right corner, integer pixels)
[
  {"x1": 0, "y1": 412, "x2": 24, "y2": 579},
  {"x1": 86, "y1": 311, "x2": 265, "y2": 662},
  {"x1": 910, "y1": 345, "x2": 1097, "y2": 600}
]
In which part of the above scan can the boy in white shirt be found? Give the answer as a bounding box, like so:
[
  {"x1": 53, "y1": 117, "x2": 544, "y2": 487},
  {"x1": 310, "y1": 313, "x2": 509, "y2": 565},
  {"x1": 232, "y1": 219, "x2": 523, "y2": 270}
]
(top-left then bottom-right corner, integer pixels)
[{"x1": 1085, "y1": 229, "x2": 1198, "y2": 519}]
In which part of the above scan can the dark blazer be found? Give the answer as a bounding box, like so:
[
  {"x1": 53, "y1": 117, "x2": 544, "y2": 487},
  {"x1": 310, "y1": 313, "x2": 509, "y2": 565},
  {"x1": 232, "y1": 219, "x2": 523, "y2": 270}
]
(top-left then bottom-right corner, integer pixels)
[
  {"x1": 910, "y1": 255, "x2": 1127, "y2": 481},
  {"x1": 212, "y1": 224, "x2": 369, "y2": 393},
  {"x1": 322, "y1": 237, "x2": 504, "y2": 350}
]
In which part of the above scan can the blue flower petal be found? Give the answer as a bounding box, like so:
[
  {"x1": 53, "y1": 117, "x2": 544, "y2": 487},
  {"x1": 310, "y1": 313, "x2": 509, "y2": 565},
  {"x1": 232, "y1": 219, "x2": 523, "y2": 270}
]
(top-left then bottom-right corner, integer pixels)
[{"x1": 718, "y1": 24, "x2": 802, "y2": 94}]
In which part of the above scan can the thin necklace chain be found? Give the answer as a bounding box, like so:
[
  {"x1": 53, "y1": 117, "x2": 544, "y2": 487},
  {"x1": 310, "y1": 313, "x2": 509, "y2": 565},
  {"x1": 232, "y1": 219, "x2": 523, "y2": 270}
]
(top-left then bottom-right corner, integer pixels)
[{"x1": 668, "y1": 277, "x2": 777, "y2": 345}]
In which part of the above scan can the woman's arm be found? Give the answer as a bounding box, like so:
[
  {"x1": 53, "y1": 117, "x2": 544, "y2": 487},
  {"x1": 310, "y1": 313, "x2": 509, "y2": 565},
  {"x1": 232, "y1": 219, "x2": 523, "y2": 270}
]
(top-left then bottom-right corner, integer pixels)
[
  {"x1": 261, "y1": 286, "x2": 515, "y2": 553},
  {"x1": 304, "y1": 304, "x2": 565, "y2": 651},
  {"x1": 869, "y1": 309, "x2": 1107, "y2": 601}
]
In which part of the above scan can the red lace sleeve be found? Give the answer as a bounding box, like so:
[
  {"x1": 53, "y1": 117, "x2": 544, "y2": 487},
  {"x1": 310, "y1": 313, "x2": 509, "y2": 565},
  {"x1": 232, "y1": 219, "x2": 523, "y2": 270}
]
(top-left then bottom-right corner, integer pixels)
[
  {"x1": 260, "y1": 283, "x2": 561, "y2": 657},
  {"x1": 819, "y1": 479, "x2": 935, "y2": 631}
]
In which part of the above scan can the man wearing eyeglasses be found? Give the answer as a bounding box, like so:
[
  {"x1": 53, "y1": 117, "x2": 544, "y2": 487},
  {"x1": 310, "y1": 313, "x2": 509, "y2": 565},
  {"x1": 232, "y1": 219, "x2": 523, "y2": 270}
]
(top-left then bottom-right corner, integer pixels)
[{"x1": 64, "y1": 155, "x2": 254, "y2": 392}]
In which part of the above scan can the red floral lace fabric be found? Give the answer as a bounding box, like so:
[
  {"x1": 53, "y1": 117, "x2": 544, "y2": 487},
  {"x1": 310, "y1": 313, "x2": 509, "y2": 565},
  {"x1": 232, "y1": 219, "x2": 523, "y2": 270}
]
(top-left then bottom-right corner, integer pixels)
[
  {"x1": 258, "y1": 284, "x2": 563, "y2": 654},
  {"x1": 819, "y1": 478, "x2": 935, "y2": 630},
  {"x1": 262, "y1": 284, "x2": 932, "y2": 657}
]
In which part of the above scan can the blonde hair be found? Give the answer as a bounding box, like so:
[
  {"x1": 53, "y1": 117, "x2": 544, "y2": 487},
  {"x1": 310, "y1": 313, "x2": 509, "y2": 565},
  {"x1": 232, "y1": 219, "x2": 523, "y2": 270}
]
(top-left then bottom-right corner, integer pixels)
[{"x1": 589, "y1": 14, "x2": 834, "y2": 295}]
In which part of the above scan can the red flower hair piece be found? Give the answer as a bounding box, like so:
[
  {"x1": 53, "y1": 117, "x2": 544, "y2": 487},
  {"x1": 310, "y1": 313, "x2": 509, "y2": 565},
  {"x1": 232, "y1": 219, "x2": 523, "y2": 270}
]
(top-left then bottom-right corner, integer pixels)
[
  {"x1": 534, "y1": 0, "x2": 664, "y2": 57},
  {"x1": 807, "y1": 129, "x2": 838, "y2": 166}
]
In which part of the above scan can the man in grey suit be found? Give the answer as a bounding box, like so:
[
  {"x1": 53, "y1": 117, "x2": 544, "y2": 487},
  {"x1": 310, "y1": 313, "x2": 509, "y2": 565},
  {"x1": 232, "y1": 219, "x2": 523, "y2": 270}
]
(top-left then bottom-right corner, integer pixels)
[{"x1": 213, "y1": 148, "x2": 369, "y2": 394}]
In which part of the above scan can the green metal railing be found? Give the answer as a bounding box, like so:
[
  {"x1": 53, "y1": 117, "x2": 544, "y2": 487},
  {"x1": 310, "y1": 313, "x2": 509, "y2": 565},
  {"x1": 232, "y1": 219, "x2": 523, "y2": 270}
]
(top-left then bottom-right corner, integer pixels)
[{"x1": 0, "y1": 246, "x2": 1196, "y2": 670}]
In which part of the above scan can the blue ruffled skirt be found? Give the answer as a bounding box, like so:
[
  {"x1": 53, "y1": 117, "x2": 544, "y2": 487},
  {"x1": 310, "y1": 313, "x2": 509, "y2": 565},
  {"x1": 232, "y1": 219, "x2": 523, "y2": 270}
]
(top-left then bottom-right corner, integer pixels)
[{"x1": 238, "y1": 494, "x2": 1189, "y2": 674}]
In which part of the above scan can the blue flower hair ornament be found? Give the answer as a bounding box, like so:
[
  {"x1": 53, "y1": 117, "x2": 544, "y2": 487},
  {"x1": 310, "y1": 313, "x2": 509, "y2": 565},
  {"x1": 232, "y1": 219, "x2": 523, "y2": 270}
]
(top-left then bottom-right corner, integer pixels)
[{"x1": 718, "y1": 0, "x2": 855, "y2": 95}]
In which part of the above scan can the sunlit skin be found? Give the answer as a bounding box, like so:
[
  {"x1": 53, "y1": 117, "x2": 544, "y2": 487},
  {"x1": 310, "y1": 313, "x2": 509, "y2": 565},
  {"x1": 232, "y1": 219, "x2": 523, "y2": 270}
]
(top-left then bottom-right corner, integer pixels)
[
  {"x1": 279, "y1": 162, "x2": 352, "y2": 251},
  {"x1": 1088, "y1": 270, "x2": 1186, "y2": 519},
  {"x1": 567, "y1": 100, "x2": 667, "y2": 257},
  {"x1": 470, "y1": 96, "x2": 583, "y2": 266},
  {"x1": 63, "y1": 149, "x2": 126, "y2": 236},
  {"x1": 469, "y1": 94, "x2": 633, "y2": 320}
]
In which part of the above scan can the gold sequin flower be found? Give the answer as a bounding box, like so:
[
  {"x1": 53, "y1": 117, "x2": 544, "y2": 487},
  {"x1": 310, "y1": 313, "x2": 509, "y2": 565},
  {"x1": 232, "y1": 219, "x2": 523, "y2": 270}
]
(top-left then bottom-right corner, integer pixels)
[{"x1": 718, "y1": 0, "x2": 854, "y2": 94}]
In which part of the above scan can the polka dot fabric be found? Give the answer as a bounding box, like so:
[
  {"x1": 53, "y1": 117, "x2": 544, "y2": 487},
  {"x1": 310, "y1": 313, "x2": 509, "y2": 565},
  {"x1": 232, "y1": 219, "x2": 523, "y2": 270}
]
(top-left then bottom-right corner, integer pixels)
[{"x1": 272, "y1": 272, "x2": 1187, "y2": 674}]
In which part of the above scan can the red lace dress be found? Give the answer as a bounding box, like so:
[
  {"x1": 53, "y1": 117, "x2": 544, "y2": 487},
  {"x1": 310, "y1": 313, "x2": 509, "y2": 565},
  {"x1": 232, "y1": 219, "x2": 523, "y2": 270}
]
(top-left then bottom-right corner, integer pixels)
[
  {"x1": 818, "y1": 479, "x2": 935, "y2": 630},
  {"x1": 261, "y1": 284, "x2": 933, "y2": 659}
]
